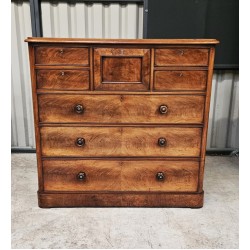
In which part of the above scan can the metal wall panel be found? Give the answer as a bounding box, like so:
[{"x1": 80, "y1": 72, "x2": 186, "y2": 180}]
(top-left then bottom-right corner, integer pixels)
[
  {"x1": 207, "y1": 70, "x2": 239, "y2": 150},
  {"x1": 41, "y1": 1, "x2": 143, "y2": 38},
  {"x1": 11, "y1": 0, "x2": 239, "y2": 151},
  {"x1": 11, "y1": 0, "x2": 35, "y2": 148}
]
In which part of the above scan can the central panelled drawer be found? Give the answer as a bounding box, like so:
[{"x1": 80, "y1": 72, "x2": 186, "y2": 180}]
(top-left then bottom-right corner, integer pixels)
[
  {"x1": 40, "y1": 127, "x2": 202, "y2": 157},
  {"x1": 43, "y1": 159, "x2": 199, "y2": 192},
  {"x1": 38, "y1": 94, "x2": 205, "y2": 124}
]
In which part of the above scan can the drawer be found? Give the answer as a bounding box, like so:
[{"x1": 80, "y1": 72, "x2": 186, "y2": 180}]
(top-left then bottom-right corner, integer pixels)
[
  {"x1": 155, "y1": 48, "x2": 209, "y2": 66},
  {"x1": 40, "y1": 126, "x2": 202, "y2": 157},
  {"x1": 38, "y1": 94, "x2": 205, "y2": 124},
  {"x1": 43, "y1": 159, "x2": 199, "y2": 192},
  {"x1": 94, "y1": 48, "x2": 150, "y2": 91},
  {"x1": 35, "y1": 46, "x2": 89, "y2": 65},
  {"x1": 154, "y1": 70, "x2": 207, "y2": 91},
  {"x1": 36, "y1": 70, "x2": 90, "y2": 90}
]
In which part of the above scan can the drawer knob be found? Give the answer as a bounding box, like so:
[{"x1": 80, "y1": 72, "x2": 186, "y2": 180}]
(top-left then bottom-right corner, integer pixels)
[
  {"x1": 156, "y1": 172, "x2": 165, "y2": 181},
  {"x1": 159, "y1": 105, "x2": 168, "y2": 114},
  {"x1": 61, "y1": 71, "x2": 65, "y2": 76},
  {"x1": 76, "y1": 137, "x2": 85, "y2": 147},
  {"x1": 158, "y1": 137, "x2": 167, "y2": 147},
  {"x1": 75, "y1": 104, "x2": 84, "y2": 114},
  {"x1": 77, "y1": 172, "x2": 86, "y2": 181},
  {"x1": 60, "y1": 49, "x2": 64, "y2": 54}
]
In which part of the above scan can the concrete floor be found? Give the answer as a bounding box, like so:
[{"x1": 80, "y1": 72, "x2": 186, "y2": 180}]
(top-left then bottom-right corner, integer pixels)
[{"x1": 11, "y1": 154, "x2": 238, "y2": 249}]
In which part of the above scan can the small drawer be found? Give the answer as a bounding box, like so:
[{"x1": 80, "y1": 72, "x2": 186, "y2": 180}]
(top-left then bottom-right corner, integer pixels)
[
  {"x1": 94, "y1": 48, "x2": 150, "y2": 91},
  {"x1": 154, "y1": 70, "x2": 207, "y2": 91},
  {"x1": 38, "y1": 94, "x2": 205, "y2": 124},
  {"x1": 36, "y1": 69, "x2": 90, "y2": 90},
  {"x1": 35, "y1": 46, "x2": 89, "y2": 65},
  {"x1": 43, "y1": 159, "x2": 199, "y2": 192},
  {"x1": 155, "y1": 48, "x2": 209, "y2": 66},
  {"x1": 40, "y1": 126, "x2": 202, "y2": 157}
]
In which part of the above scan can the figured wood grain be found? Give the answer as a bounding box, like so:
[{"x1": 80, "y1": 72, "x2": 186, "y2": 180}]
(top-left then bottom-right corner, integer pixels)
[
  {"x1": 25, "y1": 37, "x2": 219, "y2": 44},
  {"x1": 155, "y1": 48, "x2": 209, "y2": 66},
  {"x1": 36, "y1": 69, "x2": 90, "y2": 90},
  {"x1": 40, "y1": 126, "x2": 202, "y2": 157},
  {"x1": 154, "y1": 70, "x2": 207, "y2": 91},
  {"x1": 35, "y1": 46, "x2": 89, "y2": 65},
  {"x1": 38, "y1": 191, "x2": 204, "y2": 208},
  {"x1": 38, "y1": 94, "x2": 205, "y2": 124},
  {"x1": 43, "y1": 159, "x2": 199, "y2": 192},
  {"x1": 94, "y1": 48, "x2": 150, "y2": 91}
]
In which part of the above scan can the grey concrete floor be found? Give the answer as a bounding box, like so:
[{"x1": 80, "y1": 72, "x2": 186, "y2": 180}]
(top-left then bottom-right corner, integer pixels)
[{"x1": 11, "y1": 154, "x2": 238, "y2": 249}]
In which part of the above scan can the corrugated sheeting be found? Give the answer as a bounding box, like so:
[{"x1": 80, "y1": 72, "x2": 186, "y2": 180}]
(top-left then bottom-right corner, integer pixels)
[
  {"x1": 11, "y1": 0, "x2": 239, "y2": 150},
  {"x1": 11, "y1": 0, "x2": 35, "y2": 148},
  {"x1": 41, "y1": 1, "x2": 144, "y2": 38},
  {"x1": 207, "y1": 70, "x2": 239, "y2": 150}
]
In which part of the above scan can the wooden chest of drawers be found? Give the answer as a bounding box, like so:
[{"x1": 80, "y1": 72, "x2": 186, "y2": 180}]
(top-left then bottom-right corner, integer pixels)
[{"x1": 25, "y1": 38, "x2": 219, "y2": 208}]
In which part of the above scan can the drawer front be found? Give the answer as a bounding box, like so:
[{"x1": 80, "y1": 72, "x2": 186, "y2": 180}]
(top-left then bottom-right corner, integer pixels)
[
  {"x1": 94, "y1": 48, "x2": 150, "y2": 91},
  {"x1": 155, "y1": 48, "x2": 209, "y2": 66},
  {"x1": 43, "y1": 159, "x2": 199, "y2": 192},
  {"x1": 40, "y1": 127, "x2": 202, "y2": 157},
  {"x1": 38, "y1": 94, "x2": 205, "y2": 124},
  {"x1": 35, "y1": 46, "x2": 89, "y2": 65},
  {"x1": 154, "y1": 70, "x2": 207, "y2": 91},
  {"x1": 36, "y1": 70, "x2": 90, "y2": 90}
]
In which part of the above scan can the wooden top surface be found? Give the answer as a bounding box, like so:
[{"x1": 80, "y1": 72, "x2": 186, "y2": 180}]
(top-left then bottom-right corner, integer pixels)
[{"x1": 25, "y1": 37, "x2": 219, "y2": 45}]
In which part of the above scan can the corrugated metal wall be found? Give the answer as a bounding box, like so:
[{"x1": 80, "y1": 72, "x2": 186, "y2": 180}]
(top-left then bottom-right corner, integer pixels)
[{"x1": 11, "y1": 0, "x2": 239, "y2": 151}]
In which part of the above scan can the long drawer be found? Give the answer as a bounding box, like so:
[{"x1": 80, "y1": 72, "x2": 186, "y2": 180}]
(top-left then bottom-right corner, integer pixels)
[
  {"x1": 43, "y1": 159, "x2": 199, "y2": 192},
  {"x1": 40, "y1": 126, "x2": 202, "y2": 157},
  {"x1": 38, "y1": 94, "x2": 205, "y2": 124}
]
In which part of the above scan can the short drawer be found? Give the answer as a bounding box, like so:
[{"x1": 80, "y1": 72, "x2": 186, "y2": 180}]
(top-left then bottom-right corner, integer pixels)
[
  {"x1": 94, "y1": 48, "x2": 150, "y2": 91},
  {"x1": 155, "y1": 48, "x2": 209, "y2": 66},
  {"x1": 35, "y1": 46, "x2": 89, "y2": 65},
  {"x1": 43, "y1": 159, "x2": 199, "y2": 192},
  {"x1": 154, "y1": 70, "x2": 207, "y2": 91},
  {"x1": 40, "y1": 126, "x2": 202, "y2": 157},
  {"x1": 36, "y1": 70, "x2": 90, "y2": 90},
  {"x1": 38, "y1": 94, "x2": 205, "y2": 124}
]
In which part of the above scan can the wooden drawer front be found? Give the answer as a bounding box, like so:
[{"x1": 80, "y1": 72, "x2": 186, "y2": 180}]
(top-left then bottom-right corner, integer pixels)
[
  {"x1": 154, "y1": 70, "x2": 207, "y2": 91},
  {"x1": 155, "y1": 48, "x2": 209, "y2": 66},
  {"x1": 38, "y1": 94, "x2": 205, "y2": 124},
  {"x1": 36, "y1": 70, "x2": 89, "y2": 90},
  {"x1": 41, "y1": 127, "x2": 202, "y2": 157},
  {"x1": 94, "y1": 48, "x2": 150, "y2": 91},
  {"x1": 35, "y1": 47, "x2": 89, "y2": 65},
  {"x1": 43, "y1": 159, "x2": 199, "y2": 192}
]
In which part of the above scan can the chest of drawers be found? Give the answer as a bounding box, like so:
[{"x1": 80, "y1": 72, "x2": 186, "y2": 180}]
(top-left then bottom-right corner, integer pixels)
[{"x1": 25, "y1": 38, "x2": 219, "y2": 208}]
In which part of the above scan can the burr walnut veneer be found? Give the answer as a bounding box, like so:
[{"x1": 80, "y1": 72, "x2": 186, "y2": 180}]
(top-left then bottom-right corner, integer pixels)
[{"x1": 25, "y1": 38, "x2": 219, "y2": 208}]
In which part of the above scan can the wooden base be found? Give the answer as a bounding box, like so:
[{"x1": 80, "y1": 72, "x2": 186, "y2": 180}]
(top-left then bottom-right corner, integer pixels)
[{"x1": 38, "y1": 191, "x2": 204, "y2": 208}]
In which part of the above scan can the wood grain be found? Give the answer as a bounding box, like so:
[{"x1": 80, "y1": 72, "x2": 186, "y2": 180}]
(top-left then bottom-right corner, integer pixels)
[
  {"x1": 154, "y1": 70, "x2": 207, "y2": 91},
  {"x1": 40, "y1": 126, "x2": 202, "y2": 157},
  {"x1": 35, "y1": 46, "x2": 89, "y2": 65},
  {"x1": 43, "y1": 159, "x2": 199, "y2": 192},
  {"x1": 94, "y1": 48, "x2": 150, "y2": 91},
  {"x1": 155, "y1": 48, "x2": 209, "y2": 66},
  {"x1": 38, "y1": 94, "x2": 205, "y2": 124},
  {"x1": 38, "y1": 191, "x2": 204, "y2": 208},
  {"x1": 25, "y1": 37, "x2": 219, "y2": 45},
  {"x1": 36, "y1": 69, "x2": 90, "y2": 90}
]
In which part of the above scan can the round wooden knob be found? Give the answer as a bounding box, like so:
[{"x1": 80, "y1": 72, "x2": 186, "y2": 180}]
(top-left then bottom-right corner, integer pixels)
[
  {"x1": 76, "y1": 137, "x2": 85, "y2": 147},
  {"x1": 75, "y1": 104, "x2": 84, "y2": 114},
  {"x1": 77, "y1": 172, "x2": 86, "y2": 181},
  {"x1": 158, "y1": 137, "x2": 167, "y2": 147},
  {"x1": 159, "y1": 105, "x2": 168, "y2": 114},
  {"x1": 156, "y1": 172, "x2": 165, "y2": 181}
]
